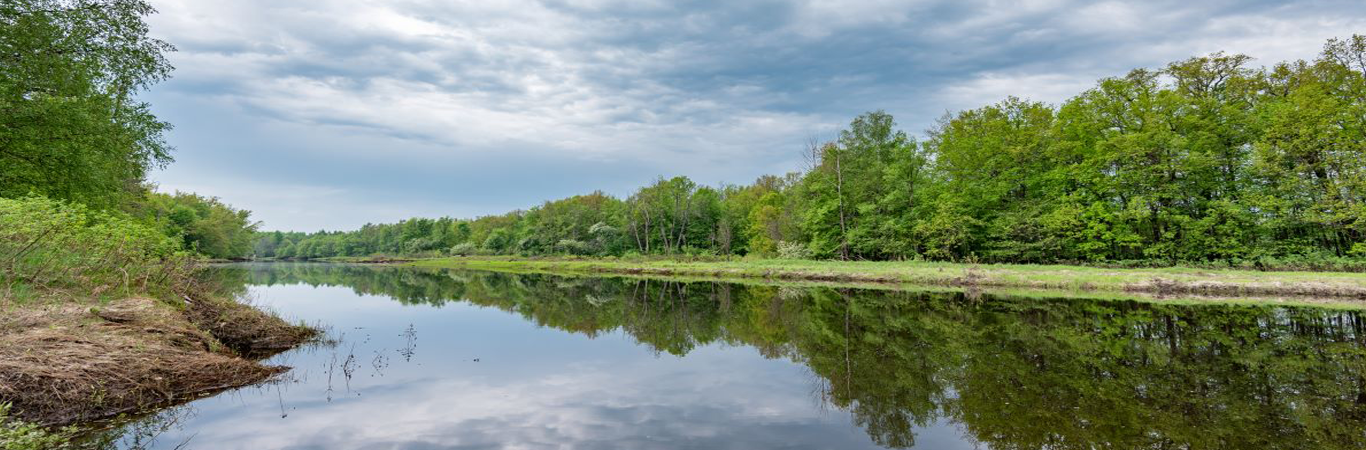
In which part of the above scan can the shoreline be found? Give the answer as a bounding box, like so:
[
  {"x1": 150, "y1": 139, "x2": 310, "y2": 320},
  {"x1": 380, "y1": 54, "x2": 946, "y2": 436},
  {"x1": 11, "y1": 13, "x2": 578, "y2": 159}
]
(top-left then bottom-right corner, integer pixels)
[
  {"x1": 407, "y1": 256, "x2": 1366, "y2": 306},
  {"x1": 0, "y1": 294, "x2": 318, "y2": 429}
]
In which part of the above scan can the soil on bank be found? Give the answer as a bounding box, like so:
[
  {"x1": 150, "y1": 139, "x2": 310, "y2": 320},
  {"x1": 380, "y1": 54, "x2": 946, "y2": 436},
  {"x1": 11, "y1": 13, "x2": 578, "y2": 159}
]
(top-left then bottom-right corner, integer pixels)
[{"x1": 0, "y1": 295, "x2": 316, "y2": 426}]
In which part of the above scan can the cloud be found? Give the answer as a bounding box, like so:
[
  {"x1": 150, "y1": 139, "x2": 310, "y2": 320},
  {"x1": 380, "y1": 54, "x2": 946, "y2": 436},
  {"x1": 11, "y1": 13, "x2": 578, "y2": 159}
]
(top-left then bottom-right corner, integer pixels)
[{"x1": 142, "y1": 0, "x2": 1366, "y2": 230}]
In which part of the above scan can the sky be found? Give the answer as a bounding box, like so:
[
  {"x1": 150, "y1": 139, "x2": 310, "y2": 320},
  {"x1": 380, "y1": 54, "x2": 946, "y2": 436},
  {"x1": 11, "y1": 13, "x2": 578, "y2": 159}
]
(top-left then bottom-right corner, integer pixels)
[{"x1": 141, "y1": 0, "x2": 1366, "y2": 232}]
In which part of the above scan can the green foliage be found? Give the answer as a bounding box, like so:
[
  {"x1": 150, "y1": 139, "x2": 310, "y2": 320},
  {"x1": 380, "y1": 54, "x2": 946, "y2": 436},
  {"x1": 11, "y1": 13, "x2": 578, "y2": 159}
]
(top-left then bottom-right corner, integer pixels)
[
  {"x1": 0, "y1": 196, "x2": 196, "y2": 302},
  {"x1": 0, "y1": 404, "x2": 71, "y2": 450},
  {"x1": 0, "y1": 1, "x2": 251, "y2": 261},
  {"x1": 0, "y1": 0, "x2": 175, "y2": 209},
  {"x1": 775, "y1": 241, "x2": 811, "y2": 260},
  {"x1": 128, "y1": 191, "x2": 258, "y2": 259},
  {"x1": 448, "y1": 242, "x2": 478, "y2": 256},
  {"x1": 744, "y1": 192, "x2": 785, "y2": 256},
  {"x1": 483, "y1": 228, "x2": 514, "y2": 254},
  {"x1": 796, "y1": 111, "x2": 924, "y2": 260},
  {"x1": 554, "y1": 239, "x2": 589, "y2": 255}
]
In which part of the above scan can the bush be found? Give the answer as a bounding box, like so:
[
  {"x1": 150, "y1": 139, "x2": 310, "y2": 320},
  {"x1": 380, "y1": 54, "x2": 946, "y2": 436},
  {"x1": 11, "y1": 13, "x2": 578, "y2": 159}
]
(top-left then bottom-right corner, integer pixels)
[
  {"x1": 681, "y1": 246, "x2": 715, "y2": 257},
  {"x1": 555, "y1": 239, "x2": 589, "y2": 255},
  {"x1": 0, "y1": 196, "x2": 195, "y2": 302},
  {"x1": 449, "y1": 242, "x2": 478, "y2": 256},
  {"x1": 776, "y1": 241, "x2": 812, "y2": 260}
]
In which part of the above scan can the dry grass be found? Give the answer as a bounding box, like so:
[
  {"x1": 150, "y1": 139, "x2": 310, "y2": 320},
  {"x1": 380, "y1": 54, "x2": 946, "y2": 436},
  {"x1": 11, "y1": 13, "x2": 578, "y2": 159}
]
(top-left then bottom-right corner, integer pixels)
[
  {"x1": 0, "y1": 296, "x2": 315, "y2": 426},
  {"x1": 185, "y1": 296, "x2": 316, "y2": 356}
]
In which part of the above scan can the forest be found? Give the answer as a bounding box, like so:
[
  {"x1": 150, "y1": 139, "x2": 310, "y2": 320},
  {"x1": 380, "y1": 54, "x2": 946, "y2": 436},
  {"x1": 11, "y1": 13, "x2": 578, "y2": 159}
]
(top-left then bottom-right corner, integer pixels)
[{"x1": 260, "y1": 35, "x2": 1366, "y2": 268}]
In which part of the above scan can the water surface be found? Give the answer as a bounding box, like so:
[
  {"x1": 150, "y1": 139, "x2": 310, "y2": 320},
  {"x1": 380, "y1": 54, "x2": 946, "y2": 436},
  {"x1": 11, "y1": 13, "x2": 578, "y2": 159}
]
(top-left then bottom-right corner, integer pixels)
[{"x1": 100, "y1": 263, "x2": 1366, "y2": 449}]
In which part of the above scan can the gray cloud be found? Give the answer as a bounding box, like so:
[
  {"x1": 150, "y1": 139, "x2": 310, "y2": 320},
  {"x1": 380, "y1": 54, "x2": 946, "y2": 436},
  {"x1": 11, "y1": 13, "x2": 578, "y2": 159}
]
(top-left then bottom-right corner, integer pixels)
[{"x1": 143, "y1": 0, "x2": 1366, "y2": 230}]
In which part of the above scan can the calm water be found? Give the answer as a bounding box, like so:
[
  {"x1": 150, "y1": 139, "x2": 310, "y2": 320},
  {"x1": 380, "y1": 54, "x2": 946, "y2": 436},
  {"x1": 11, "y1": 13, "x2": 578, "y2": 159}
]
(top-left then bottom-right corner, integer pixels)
[{"x1": 95, "y1": 263, "x2": 1366, "y2": 449}]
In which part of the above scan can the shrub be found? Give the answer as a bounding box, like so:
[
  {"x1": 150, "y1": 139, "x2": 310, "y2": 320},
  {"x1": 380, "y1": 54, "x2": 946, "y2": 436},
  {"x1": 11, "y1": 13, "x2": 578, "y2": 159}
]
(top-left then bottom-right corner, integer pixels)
[
  {"x1": 449, "y1": 242, "x2": 478, "y2": 256},
  {"x1": 0, "y1": 196, "x2": 195, "y2": 302},
  {"x1": 680, "y1": 246, "x2": 715, "y2": 257},
  {"x1": 555, "y1": 239, "x2": 589, "y2": 255},
  {"x1": 776, "y1": 241, "x2": 812, "y2": 260}
]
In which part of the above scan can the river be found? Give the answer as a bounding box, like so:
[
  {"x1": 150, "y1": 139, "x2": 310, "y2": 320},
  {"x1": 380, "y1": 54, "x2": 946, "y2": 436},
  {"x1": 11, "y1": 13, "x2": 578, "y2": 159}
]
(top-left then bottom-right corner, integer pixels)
[{"x1": 91, "y1": 262, "x2": 1366, "y2": 449}]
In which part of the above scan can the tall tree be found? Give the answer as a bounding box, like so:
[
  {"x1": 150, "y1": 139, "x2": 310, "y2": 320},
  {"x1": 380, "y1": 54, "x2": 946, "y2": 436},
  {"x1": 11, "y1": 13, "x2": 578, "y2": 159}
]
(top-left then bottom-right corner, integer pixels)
[{"x1": 0, "y1": 0, "x2": 175, "y2": 209}]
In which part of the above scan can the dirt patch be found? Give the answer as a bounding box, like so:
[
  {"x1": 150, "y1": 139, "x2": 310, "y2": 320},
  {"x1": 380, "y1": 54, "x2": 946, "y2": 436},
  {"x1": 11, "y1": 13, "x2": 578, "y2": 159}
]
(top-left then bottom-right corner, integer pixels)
[{"x1": 0, "y1": 296, "x2": 316, "y2": 426}]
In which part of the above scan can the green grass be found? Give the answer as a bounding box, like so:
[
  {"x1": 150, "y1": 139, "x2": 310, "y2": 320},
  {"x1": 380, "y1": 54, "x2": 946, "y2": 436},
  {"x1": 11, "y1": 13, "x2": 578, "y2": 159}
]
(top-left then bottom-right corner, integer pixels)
[{"x1": 410, "y1": 256, "x2": 1366, "y2": 306}]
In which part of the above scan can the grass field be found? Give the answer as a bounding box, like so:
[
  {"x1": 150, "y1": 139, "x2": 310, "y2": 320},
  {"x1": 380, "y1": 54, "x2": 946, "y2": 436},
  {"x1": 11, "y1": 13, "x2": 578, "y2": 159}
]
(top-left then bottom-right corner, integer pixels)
[{"x1": 410, "y1": 256, "x2": 1366, "y2": 304}]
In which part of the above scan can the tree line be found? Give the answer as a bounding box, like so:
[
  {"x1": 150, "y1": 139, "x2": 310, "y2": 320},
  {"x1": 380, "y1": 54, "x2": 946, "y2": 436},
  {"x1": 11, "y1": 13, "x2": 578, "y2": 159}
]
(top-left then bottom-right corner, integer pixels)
[
  {"x1": 1, "y1": 0, "x2": 258, "y2": 260},
  {"x1": 261, "y1": 35, "x2": 1366, "y2": 268}
]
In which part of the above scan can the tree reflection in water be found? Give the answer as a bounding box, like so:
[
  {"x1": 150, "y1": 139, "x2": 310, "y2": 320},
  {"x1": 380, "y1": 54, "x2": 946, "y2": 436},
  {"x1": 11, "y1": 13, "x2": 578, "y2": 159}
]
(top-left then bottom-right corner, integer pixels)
[{"x1": 201, "y1": 263, "x2": 1366, "y2": 449}]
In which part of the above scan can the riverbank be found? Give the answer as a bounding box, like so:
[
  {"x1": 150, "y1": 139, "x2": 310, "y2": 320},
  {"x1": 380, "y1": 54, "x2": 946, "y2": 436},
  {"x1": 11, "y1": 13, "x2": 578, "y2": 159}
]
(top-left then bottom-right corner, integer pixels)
[
  {"x1": 411, "y1": 256, "x2": 1366, "y2": 302},
  {"x1": 0, "y1": 197, "x2": 320, "y2": 438},
  {"x1": 0, "y1": 294, "x2": 317, "y2": 429}
]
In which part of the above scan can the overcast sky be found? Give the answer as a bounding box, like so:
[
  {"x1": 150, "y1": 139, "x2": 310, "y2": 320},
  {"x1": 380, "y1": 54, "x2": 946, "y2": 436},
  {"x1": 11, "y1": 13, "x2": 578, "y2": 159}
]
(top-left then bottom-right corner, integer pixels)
[{"x1": 141, "y1": 0, "x2": 1366, "y2": 232}]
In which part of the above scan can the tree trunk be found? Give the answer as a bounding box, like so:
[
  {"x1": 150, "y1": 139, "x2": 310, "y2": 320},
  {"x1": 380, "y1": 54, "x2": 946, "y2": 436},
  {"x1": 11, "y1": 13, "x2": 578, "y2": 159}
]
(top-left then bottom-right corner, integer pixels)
[{"x1": 835, "y1": 149, "x2": 850, "y2": 260}]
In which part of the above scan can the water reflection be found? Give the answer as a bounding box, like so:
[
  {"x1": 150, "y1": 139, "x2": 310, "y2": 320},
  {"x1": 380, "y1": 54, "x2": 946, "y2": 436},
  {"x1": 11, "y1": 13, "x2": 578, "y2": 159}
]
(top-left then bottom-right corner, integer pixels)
[
  {"x1": 108, "y1": 263, "x2": 1366, "y2": 449},
  {"x1": 77, "y1": 406, "x2": 199, "y2": 449}
]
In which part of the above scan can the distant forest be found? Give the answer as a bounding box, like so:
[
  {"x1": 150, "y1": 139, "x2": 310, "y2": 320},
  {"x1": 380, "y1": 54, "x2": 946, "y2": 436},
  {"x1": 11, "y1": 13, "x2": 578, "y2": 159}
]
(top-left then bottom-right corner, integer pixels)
[{"x1": 258, "y1": 35, "x2": 1366, "y2": 267}]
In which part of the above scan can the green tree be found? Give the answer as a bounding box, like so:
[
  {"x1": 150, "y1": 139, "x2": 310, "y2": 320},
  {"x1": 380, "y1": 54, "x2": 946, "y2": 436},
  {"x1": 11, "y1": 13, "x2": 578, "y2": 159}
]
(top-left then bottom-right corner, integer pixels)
[{"x1": 0, "y1": 0, "x2": 175, "y2": 209}]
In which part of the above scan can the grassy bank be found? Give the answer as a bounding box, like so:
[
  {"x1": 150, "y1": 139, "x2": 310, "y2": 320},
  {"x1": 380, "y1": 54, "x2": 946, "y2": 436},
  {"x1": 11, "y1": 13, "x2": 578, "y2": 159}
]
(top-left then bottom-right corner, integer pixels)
[
  {"x1": 412, "y1": 256, "x2": 1366, "y2": 302},
  {"x1": 0, "y1": 197, "x2": 317, "y2": 444}
]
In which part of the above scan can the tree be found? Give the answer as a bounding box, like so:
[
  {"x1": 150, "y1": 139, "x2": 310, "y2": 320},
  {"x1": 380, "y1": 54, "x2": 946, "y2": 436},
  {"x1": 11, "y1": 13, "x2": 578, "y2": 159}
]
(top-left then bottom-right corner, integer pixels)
[
  {"x1": 746, "y1": 192, "x2": 785, "y2": 256},
  {"x1": 129, "y1": 191, "x2": 258, "y2": 259},
  {"x1": 924, "y1": 97, "x2": 1054, "y2": 261},
  {"x1": 0, "y1": 0, "x2": 175, "y2": 209},
  {"x1": 798, "y1": 111, "x2": 917, "y2": 260}
]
